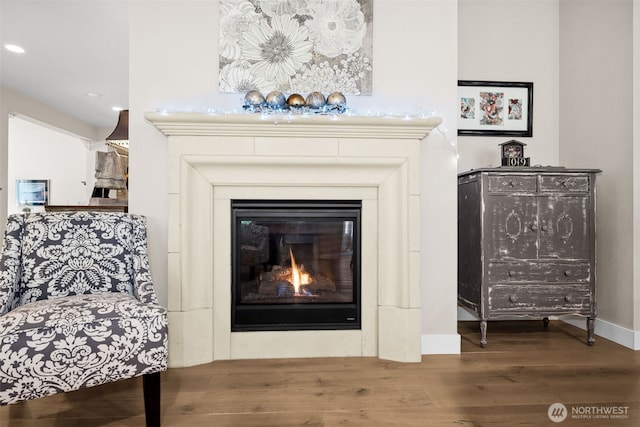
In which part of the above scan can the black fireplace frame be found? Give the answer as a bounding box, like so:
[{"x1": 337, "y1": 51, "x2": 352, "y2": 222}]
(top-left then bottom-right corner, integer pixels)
[{"x1": 231, "y1": 200, "x2": 361, "y2": 332}]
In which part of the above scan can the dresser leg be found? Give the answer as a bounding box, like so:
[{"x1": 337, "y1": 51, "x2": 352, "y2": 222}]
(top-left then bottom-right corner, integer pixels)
[
  {"x1": 480, "y1": 320, "x2": 487, "y2": 348},
  {"x1": 543, "y1": 317, "x2": 549, "y2": 328},
  {"x1": 587, "y1": 317, "x2": 595, "y2": 346}
]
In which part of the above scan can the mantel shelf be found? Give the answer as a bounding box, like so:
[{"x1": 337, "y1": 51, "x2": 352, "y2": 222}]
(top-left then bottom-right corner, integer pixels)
[{"x1": 145, "y1": 112, "x2": 442, "y2": 140}]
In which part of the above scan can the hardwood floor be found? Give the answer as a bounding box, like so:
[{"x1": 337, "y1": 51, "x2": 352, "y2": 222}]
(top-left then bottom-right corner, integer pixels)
[{"x1": 2, "y1": 320, "x2": 639, "y2": 426}]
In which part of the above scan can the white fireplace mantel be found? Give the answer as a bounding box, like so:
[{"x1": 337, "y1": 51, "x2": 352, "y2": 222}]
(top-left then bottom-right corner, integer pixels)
[
  {"x1": 145, "y1": 111, "x2": 442, "y2": 139},
  {"x1": 146, "y1": 112, "x2": 442, "y2": 367}
]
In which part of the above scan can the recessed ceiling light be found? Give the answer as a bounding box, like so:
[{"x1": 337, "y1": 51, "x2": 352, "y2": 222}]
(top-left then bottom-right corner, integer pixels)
[
  {"x1": 87, "y1": 92, "x2": 102, "y2": 99},
  {"x1": 4, "y1": 44, "x2": 25, "y2": 54}
]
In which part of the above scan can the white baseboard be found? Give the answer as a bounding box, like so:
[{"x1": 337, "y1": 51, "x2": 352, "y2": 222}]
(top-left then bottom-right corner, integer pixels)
[
  {"x1": 421, "y1": 333, "x2": 461, "y2": 354},
  {"x1": 456, "y1": 306, "x2": 640, "y2": 351},
  {"x1": 457, "y1": 306, "x2": 479, "y2": 320},
  {"x1": 562, "y1": 317, "x2": 640, "y2": 350}
]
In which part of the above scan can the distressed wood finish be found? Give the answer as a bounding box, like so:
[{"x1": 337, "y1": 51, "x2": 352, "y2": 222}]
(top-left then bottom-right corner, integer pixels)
[{"x1": 458, "y1": 167, "x2": 601, "y2": 347}]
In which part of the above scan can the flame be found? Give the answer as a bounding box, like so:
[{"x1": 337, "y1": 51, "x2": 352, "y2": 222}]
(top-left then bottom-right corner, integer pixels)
[{"x1": 289, "y1": 248, "x2": 310, "y2": 295}]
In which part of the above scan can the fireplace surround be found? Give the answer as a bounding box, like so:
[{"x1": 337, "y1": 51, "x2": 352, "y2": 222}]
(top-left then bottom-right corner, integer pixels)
[{"x1": 146, "y1": 112, "x2": 442, "y2": 366}]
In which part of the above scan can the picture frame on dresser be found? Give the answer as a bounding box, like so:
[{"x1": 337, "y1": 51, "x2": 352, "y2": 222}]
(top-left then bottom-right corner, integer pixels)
[{"x1": 458, "y1": 80, "x2": 533, "y2": 137}]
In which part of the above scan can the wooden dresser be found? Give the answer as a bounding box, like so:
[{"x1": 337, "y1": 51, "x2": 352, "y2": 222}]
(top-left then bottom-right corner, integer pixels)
[{"x1": 458, "y1": 167, "x2": 600, "y2": 347}]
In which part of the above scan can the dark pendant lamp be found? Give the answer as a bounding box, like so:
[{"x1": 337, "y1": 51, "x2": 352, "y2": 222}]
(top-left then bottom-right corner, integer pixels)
[{"x1": 105, "y1": 109, "x2": 129, "y2": 153}]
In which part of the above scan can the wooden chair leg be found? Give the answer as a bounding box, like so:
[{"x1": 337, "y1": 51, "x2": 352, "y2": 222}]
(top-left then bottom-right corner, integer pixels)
[{"x1": 143, "y1": 372, "x2": 161, "y2": 427}]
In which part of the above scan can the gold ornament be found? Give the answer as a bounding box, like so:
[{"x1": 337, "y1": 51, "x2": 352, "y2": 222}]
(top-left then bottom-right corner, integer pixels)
[{"x1": 287, "y1": 93, "x2": 305, "y2": 107}]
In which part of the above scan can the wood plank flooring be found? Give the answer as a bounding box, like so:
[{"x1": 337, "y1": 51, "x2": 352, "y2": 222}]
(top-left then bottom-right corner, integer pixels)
[{"x1": 2, "y1": 320, "x2": 639, "y2": 426}]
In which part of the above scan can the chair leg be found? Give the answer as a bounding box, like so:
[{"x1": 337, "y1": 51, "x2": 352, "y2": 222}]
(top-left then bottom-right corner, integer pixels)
[{"x1": 143, "y1": 372, "x2": 161, "y2": 427}]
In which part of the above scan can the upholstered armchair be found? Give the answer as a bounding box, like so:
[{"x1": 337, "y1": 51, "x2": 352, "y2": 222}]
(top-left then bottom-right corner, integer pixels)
[{"x1": 0, "y1": 212, "x2": 168, "y2": 426}]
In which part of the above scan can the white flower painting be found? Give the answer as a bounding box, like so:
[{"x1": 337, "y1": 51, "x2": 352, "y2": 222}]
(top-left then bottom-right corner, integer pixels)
[{"x1": 219, "y1": 0, "x2": 373, "y2": 95}]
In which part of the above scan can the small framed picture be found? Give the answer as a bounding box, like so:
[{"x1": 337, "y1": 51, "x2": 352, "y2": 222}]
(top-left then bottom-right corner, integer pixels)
[
  {"x1": 458, "y1": 80, "x2": 533, "y2": 137},
  {"x1": 16, "y1": 179, "x2": 49, "y2": 206}
]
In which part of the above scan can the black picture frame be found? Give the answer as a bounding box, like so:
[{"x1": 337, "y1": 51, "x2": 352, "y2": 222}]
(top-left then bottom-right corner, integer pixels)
[{"x1": 458, "y1": 80, "x2": 533, "y2": 137}]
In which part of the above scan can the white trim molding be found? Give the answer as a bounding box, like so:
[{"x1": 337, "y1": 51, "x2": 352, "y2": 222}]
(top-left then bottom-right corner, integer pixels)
[
  {"x1": 562, "y1": 317, "x2": 640, "y2": 350},
  {"x1": 421, "y1": 334, "x2": 461, "y2": 355}
]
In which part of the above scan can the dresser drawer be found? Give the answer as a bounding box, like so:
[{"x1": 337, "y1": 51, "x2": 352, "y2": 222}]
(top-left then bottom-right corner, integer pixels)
[
  {"x1": 540, "y1": 175, "x2": 590, "y2": 193},
  {"x1": 488, "y1": 262, "x2": 590, "y2": 283},
  {"x1": 488, "y1": 175, "x2": 537, "y2": 193},
  {"x1": 488, "y1": 284, "x2": 591, "y2": 313}
]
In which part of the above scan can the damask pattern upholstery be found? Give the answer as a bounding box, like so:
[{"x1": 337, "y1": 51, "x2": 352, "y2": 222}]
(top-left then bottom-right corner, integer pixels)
[{"x1": 0, "y1": 212, "x2": 167, "y2": 416}]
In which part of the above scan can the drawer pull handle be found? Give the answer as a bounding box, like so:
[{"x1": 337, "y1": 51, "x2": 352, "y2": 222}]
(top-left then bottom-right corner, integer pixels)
[
  {"x1": 509, "y1": 180, "x2": 517, "y2": 187},
  {"x1": 565, "y1": 295, "x2": 573, "y2": 303},
  {"x1": 564, "y1": 270, "x2": 572, "y2": 277},
  {"x1": 509, "y1": 295, "x2": 518, "y2": 303},
  {"x1": 508, "y1": 270, "x2": 516, "y2": 277}
]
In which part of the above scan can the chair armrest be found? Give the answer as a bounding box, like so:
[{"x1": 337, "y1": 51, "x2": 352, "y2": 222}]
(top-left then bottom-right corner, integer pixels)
[
  {"x1": 130, "y1": 214, "x2": 160, "y2": 305},
  {"x1": 0, "y1": 215, "x2": 25, "y2": 314}
]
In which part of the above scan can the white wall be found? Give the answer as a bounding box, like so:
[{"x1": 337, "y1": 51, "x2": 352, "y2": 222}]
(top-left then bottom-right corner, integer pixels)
[
  {"x1": 129, "y1": 0, "x2": 460, "y2": 353},
  {"x1": 6, "y1": 116, "x2": 97, "y2": 214},
  {"x1": 634, "y1": 0, "x2": 640, "y2": 340},
  {"x1": 560, "y1": 0, "x2": 635, "y2": 334},
  {"x1": 458, "y1": 0, "x2": 560, "y2": 170},
  {"x1": 0, "y1": 86, "x2": 103, "y2": 232}
]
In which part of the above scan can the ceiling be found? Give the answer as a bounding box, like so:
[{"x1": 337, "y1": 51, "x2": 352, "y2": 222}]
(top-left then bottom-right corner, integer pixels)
[{"x1": 0, "y1": 0, "x2": 129, "y2": 131}]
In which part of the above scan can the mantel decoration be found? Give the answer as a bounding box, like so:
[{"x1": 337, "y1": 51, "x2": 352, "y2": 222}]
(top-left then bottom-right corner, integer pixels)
[
  {"x1": 219, "y1": 0, "x2": 373, "y2": 96},
  {"x1": 243, "y1": 89, "x2": 348, "y2": 113},
  {"x1": 458, "y1": 80, "x2": 533, "y2": 137}
]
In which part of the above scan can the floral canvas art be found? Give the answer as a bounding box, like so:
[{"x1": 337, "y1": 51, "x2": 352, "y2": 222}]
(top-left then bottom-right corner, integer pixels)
[{"x1": 219, "y1": 0, "x2": 373, "y2": 95}]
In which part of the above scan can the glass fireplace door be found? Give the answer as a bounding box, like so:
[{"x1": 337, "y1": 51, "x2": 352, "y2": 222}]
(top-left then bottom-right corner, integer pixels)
[{"x1": 231, "y1": 200, "x2": 361, "y2": 331}]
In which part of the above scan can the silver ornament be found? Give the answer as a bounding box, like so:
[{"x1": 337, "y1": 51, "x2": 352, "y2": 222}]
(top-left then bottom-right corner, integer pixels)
[
  {"x1": 326, "y1": 92, "x2": 347, "y2": 108},
  {"x1": 244, "y1": 90, "x2": 265, "y2": 107},
  {"x1": 266, "y1": 90, "x2": 286, "y2": 109},
  {"x1": 305, "y1": 91, "x2": 326, "y2": 109}
]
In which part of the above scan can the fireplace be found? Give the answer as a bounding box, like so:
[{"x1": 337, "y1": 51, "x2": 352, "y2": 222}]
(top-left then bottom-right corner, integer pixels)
[
  {"x1": 232, "y1": 200, "x2": 361, "y2": 331},
  {"x1": 145, "y1": 112, "x2": 442, "y2": 366}
]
